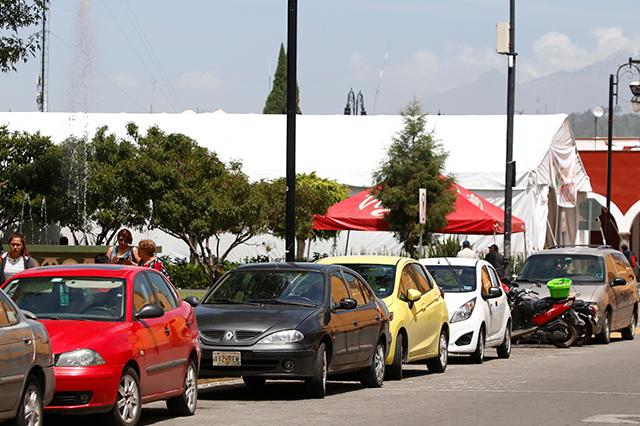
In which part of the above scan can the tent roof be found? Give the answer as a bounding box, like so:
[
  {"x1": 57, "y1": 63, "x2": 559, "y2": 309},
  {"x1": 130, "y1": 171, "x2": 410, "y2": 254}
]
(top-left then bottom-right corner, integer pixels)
[
  {"x1": 313, "y1": 183, "x2": 525, "y2": 235},
  {"x1": 0, "y1": 111, "x2": 572, "y2": 188}
]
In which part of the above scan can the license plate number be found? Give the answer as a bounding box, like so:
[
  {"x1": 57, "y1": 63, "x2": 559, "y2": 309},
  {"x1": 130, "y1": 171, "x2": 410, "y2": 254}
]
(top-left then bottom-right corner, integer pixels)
[{"x1": 212, "y1": 351, "x2": 241, "y2": 367}]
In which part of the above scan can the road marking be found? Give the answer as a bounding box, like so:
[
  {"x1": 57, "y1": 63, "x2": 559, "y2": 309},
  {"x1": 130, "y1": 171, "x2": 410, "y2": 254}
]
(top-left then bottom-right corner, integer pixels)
[{"x1": 582, "y1": 414, "x2": 640, "y2": 424}]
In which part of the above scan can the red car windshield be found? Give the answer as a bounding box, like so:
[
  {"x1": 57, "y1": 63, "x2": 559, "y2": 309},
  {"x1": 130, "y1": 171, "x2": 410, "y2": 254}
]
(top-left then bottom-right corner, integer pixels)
[{"x1": 4, "y1": 276, "x2": 126, "y2": 321}]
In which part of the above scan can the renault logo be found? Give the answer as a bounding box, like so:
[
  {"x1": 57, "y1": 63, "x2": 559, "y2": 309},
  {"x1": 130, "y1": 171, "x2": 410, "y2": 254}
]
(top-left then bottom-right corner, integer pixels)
[{"x1": 224, "y1": 331, "x2": 235, "y2": 341}]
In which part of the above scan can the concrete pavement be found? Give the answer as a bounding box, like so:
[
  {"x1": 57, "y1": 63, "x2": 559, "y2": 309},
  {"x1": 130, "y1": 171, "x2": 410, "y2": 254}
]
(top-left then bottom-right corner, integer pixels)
[{"x1": 47, "y1": 335, "x2": 640, "y2": 426}]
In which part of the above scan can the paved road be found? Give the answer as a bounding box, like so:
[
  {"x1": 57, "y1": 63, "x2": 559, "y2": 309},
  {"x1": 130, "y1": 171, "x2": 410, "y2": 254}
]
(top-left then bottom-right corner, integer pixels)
[{"x1": 48, "y1": 335, "x2": 640, "y2": 426}]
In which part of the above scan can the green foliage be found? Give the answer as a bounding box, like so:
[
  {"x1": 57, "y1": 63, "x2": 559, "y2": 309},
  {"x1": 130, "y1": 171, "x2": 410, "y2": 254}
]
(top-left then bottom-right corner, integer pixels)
[
  {"x1": 509, "y1": 253, "x2": 527, "y2": 277},
  {"x1": 0, "y1": 125, "x2": 64, "y2": 232},
  {"x1": 130, "y1": 125, "x2": 271, "y2": 281},
  {"x1": 161, "y1": 257, "x2": 237, "y2": 290},
  {"x1": 263, "y1": 172, "x2": 348, "y2": 260},
  {"x1": 568, "y1": 109, "x2": 640, "y2": 138},
  {"x1": 426, "y1": 236, "x2": 460, "y2": 258},
  {"x1": 0, "y1": 0, "x2": 46, "y2": 72},
  {"x1": 373, "y1": 101, "x2": 456, "y2": 258},
  {"x1": 263, "y1": 43, "x2": 301, "y2": 114}
]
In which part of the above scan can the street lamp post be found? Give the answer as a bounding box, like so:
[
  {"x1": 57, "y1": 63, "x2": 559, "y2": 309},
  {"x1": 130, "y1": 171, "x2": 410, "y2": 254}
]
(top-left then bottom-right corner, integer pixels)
[
  {"x1": 344, "y1": 88, "x2": 367, "y2": 115},
  {"x1": 285, "y1": 0, "x2": 297, "y2": 262},
  {"x1": 604, "y1": 58, "x2": 640, "y2": 245}
]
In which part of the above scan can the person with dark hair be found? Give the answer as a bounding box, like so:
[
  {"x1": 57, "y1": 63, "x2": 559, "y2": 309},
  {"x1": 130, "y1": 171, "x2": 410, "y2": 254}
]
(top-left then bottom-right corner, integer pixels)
[
  {"x1": 620, "y1": 243, "x2": 637, "y2": 269},
  {"x1": 1, "y1": 232, "x2": 36, "y2": 281},
  {"x1": 456, "y1": 240, "x2": 477, "y2": 259},
  {"x1": 137, "y1": 239, "x2": 169, "y2": 278},
  {"x1": 94, "y1": 254, "x2": 109, "y2": 264},
  {"x1": 105, "y1": 229, "x2": 140, "y2": 265},
  {"x1": 485, "y1": 244, "x2": 505, "y2": 277}
]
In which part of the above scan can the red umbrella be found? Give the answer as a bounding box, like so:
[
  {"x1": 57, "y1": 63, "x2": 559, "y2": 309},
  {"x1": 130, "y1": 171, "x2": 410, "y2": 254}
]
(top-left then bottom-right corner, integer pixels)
[{"x1": 312, "y1": 183, "x2": 525, "y2": 234}]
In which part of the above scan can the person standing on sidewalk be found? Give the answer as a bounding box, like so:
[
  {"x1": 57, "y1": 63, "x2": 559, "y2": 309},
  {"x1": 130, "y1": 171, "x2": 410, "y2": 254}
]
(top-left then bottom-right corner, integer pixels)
[
  {"x1": 0, "y1": 232, "x2": 36, "y2": 282},
  {"x1": 457, "y1": 240, "x2": 477, "y2": 259}
]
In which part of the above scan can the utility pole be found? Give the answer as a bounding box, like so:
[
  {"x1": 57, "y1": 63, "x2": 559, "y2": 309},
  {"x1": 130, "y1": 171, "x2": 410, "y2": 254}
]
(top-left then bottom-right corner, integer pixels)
[
  {"x1": 285, "y1": 0, "x2": 297, "y2": 262},
  {"x1": 497, "y1": 0, "x2": 517, "y2": 274}
]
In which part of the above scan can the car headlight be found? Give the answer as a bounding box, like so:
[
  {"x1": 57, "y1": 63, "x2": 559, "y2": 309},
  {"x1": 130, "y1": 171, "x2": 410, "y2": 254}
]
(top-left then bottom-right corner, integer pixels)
[
  {"x1": 450, "y1": 298, "x2": 476, "y2": 323},
  {"x1": 56, "y1": 349, "x2": 106, "y2": 367},
  {"x1": 257, "y1": 330, "x2": 304, "y2": 344}
]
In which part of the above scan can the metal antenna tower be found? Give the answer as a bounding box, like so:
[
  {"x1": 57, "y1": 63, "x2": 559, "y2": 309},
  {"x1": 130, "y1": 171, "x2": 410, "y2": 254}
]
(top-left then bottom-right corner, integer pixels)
[{"x1": 36, "y1": 0, "x2": 50, "y2": 112}]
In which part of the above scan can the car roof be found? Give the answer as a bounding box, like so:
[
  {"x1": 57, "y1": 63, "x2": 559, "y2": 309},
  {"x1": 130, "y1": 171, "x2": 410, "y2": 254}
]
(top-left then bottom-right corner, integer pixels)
[
  {"x1": 232, "y1": 262, "x2": 343, "y2": 273},
  {"x1": 527, "y1": 246, "x2": 618, "y2": 257},
  {"x1": 317, "y1": 255, "x2": 412, "y2": 266},
  {"x1": 420, "y1": 257, "x2": 480, "y2": 267},
  {"x1": 7, "y1": 264, "x2": 145, "y2": 280}
]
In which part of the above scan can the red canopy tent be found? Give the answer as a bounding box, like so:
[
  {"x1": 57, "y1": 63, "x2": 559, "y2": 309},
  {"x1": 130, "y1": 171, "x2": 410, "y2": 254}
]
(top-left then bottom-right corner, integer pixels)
[{"x1": 313, "y1": 183, "x2": 526, "y2": 234}]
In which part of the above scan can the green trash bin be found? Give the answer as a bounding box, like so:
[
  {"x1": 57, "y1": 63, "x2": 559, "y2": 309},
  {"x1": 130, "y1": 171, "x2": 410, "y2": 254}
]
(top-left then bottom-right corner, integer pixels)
[{"x1": 547, "y1": 277, "x2": 572, "y2": 299}]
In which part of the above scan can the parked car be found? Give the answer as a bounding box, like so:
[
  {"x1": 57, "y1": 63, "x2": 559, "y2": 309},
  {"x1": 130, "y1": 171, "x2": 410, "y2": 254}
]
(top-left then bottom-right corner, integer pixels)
[
  {"x1": 2, "y1": 265, "x2": 201, "y2": 426},
  {"x1": 195, "y1": 263, "x2": 391, "y2": 398},
  {"x1": 514, "y1": 246, "x2": 639, "y2": 343},
  {"x1": 420, "y1": 258, "x2": 512, "y2": 362},
  {"x1": 0, "y1": 288, "x2": 55, "y2": 426},
  {"x1": 317, "y1": 256, "x2": 449, "y2": 380}
]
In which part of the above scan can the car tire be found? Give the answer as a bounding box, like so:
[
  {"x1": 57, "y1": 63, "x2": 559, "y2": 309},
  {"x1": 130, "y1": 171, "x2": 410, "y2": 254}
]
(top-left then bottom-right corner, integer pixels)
[
  {"x1": 304, "y1": 343, "x2": 327, "y2": 399},
  {"x1": 166, "y1": 360, "x2": 198, "y2": 416},
  {"x1": 470, "y1": 327, "x2": 485, "y2": 364},
  {"x1": 426, "y1": 328, "x2": 448, "y2": 374},
  {"x1": 9, "y1": 374, "x2": 43, "y2": 426},
  {"x1": 360, "y1": 340, "x2": 385, "y2": 388},
  {"x1": 104, "y1": 367, "x2": 141, "y2": 426},
  {"x1": 497, "y1": 322, "x2": 512, "y2": 359},
  {"x1": 386, "y1": 333, "x2": 404, "y2": 381},
  {"x1": 242, "y1": 376, "x2": 266, "y2": 387},
  {"x1": 621, "y1": 309, "x2": 637, "y2": 341},
  {"x1": 595, "y1": 311, "x2": 611, "y2": 345}
]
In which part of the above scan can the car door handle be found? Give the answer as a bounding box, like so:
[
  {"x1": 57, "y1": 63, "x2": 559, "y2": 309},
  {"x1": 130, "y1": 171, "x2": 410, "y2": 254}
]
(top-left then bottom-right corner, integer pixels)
[
  {"x1": 164, "y1": 326, "x2": 171, "y2": 336},
  {"x1": 352, "y1": 320, "x2": 358, "y2": 327},
  {"x1": 22, "y1": 337, "x2": 32, "y2": 345},
  {"x1": 375, "y1": 316, "x2": 381, "y2": 322}
]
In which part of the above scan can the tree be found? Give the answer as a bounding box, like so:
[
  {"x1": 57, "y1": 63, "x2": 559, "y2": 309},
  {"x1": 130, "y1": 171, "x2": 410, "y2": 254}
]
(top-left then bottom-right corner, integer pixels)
[
  {"x1": 0, "y1": 126, "x2": 65, "y2": 236},
  {"x1": 263, "y1": 43, "x2": 301, "y2": 114},
  {"x1": 372, "y1": 101, "x2": 456, "y2": 258},
  {"x1": 264, "y1": 172, "x2": 348, "y2": 260},
  {"x1": 130, "y1": 125, "x2": 271, "y2": 282},
  {"x1": 1, "y1": 0, "x2": 46, "y2": 72}
]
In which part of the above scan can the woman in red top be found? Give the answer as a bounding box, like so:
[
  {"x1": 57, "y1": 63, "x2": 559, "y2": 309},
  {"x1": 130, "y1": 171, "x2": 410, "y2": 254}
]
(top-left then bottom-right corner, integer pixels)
[{"x1": 137, "y1": 239, "x2": 170, "y2": 279}]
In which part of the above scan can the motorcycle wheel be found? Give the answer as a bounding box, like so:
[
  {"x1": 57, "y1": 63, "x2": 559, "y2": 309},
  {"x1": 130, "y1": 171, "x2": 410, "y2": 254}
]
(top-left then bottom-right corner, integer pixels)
[{"x1": 551, "y1": 324, "x2": 577, "y2": 348}]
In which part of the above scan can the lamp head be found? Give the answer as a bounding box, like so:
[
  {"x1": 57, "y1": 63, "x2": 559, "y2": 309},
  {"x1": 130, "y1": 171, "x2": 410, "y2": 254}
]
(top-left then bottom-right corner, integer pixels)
[{"x1": 630, "y1": 81, "x2": 640, "y2": 97}]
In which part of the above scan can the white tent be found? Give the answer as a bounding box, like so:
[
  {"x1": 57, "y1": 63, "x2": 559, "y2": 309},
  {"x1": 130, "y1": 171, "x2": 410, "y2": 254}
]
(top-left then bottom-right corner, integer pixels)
[{"x1": 0, "y1": 111, "x2": 591, "y2": 260}]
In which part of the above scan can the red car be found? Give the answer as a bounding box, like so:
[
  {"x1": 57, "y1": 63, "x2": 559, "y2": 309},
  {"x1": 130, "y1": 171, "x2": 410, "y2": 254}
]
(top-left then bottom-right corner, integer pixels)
[{"x1": 2, "y1": 264, "x2": 201, "y2": 426}]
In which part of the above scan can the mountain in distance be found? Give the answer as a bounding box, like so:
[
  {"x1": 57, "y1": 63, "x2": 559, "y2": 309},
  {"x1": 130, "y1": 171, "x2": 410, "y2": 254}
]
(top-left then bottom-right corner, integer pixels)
[{"x1": 424, "y1": 50, "x2": 640, "y2": 116}]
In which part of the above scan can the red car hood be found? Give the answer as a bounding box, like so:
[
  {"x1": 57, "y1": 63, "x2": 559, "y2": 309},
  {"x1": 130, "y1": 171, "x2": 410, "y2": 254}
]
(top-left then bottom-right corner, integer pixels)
[{"x1": 42, "y1": 320, "x2": 129, "y2": 354}]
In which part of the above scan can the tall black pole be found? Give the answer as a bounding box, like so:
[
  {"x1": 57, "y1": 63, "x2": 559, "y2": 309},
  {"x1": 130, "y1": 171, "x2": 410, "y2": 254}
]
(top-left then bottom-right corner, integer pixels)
[
  {"x1": 605, "y1": 74, "x2": 614, "y2": 244},
  {"x1": 38, "y1": 1, "x2": 47, "y2": 112},
  {"x1": 285, "y1": 0, "x2": 297, "y2": 262},
  {"x1": 503, "y1": 0, "x2": 516, "y2": 272}
]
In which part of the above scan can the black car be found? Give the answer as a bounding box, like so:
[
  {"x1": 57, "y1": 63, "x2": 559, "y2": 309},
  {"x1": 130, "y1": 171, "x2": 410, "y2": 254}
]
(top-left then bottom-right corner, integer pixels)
[{"x1": 194, "y1": 263, "x2": 391, "y2": 398}]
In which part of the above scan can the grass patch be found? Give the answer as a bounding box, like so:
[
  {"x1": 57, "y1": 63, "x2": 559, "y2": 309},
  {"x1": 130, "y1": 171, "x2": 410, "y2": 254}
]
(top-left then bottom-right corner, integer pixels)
[{"x1": 179, "y1": 288, "x2": 208, "y2": 299}]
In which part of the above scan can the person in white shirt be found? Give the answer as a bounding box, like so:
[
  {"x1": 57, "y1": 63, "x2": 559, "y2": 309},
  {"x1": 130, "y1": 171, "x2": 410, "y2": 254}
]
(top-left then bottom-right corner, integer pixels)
[
  {"x1": 1, "y1": 232, "x2": 36, "y2": 282},
  {"x1": 456, "y1": 240, "x2": 477, "y2": 259}
]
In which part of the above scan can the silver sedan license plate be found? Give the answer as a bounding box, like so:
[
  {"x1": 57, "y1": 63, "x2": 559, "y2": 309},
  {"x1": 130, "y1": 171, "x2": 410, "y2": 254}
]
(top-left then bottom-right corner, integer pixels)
[{"x1": 212, "y1": 351, "x2": 241, "y2": 367}]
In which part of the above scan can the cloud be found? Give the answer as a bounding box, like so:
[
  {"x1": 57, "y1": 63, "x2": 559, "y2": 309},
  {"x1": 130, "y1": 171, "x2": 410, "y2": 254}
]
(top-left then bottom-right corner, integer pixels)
[
  {"x1": 176, "y1": 70, "x2": 220, "y2": 91},
  {"x1": 110, "y1": 72, "x2": 138, "y2": 88},
  {"x1": 521, "y1": 27, "x2": 640, "y2": 80}
]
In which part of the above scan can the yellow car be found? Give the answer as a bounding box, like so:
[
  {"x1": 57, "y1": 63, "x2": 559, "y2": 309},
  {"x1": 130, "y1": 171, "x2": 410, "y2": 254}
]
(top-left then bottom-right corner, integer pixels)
[{"x1": 317, "y1": 256, "x2": 449, "y2": 379}]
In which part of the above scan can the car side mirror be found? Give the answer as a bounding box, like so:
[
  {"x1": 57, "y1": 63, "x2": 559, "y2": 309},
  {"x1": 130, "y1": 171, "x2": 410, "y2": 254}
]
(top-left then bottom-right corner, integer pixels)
[
  {"x1": 21, "y1": 310, "x2": 38, "y2": 320},
  {"x1": 135, "y1": 304, "x2": 164, "y2": 320},
  {"x1": 184, "y1": 296, "x2": 200, "y2": 307},
  {"x1": 612, "y1": 277, "x2": 627, "y2": 287},
  {"x1": 483, "y1": 287, "x2": 502, "y2": 299},
  {"x1": 336, "y1": 298, "x2": 357, "y2": 310},
  {"x1": 406, "y1": 288, "x2": 422, "y2": 302}
]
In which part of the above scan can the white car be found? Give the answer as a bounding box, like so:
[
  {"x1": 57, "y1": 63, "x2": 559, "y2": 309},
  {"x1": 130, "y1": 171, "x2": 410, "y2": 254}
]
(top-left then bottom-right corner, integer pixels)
[{"x1": 420, "y1": 258, "x2": 511, "y2": 363}]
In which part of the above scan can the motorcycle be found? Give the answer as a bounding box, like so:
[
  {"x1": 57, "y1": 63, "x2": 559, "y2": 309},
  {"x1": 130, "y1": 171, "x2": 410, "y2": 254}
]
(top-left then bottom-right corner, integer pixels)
[
  {"x1": 507, "y1": 285, "x2": 585, "y2": 348},
  {"x1": 573, "y1": 299, "x2": 597, "y2": 346}
]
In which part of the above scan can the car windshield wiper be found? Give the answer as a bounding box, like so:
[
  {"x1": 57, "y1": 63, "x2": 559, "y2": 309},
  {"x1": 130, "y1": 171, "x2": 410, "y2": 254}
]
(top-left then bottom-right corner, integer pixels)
[
  {"x1": 204, "y1": 298, "x2": 262, "y2": 306},
  {"x1": 248, "y1": 298, "x2": 316, "y2": 307}
]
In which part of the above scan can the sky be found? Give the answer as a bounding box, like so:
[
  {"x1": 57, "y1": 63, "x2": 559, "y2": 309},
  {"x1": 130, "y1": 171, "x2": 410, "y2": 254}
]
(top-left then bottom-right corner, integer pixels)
[{"x1": 1, "y1": 0, "x2": 639, "y2": 115}]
